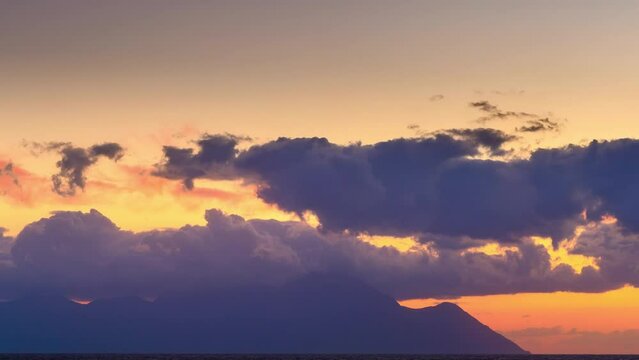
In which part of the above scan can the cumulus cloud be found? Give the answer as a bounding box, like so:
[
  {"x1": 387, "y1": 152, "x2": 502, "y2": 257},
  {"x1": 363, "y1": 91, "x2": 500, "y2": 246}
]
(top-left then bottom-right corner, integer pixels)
[
  {"x1": 568, "y1": 219, "x2": 639, "y2": 287},
  {"x1": 28, "y1": 142, "x2": 125, "y2": 196},
  {"x1": 0, "y1": 208, "x2": 616, "y2": 301},
  {"x1": 149, "y1": 134, "x2": 585, "y2": 245},
  {"x1": 152, "y1": 134, "x2": 639, "y2": 259},
  {"x1": 155, "y1": 133, "x2": 542, "y2": 244}
]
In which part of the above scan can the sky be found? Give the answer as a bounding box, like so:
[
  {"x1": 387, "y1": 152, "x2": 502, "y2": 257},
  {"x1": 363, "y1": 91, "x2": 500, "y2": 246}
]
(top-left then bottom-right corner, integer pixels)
[{"x1": 2, "y1": 0, "x2": 639, "y2": 354}]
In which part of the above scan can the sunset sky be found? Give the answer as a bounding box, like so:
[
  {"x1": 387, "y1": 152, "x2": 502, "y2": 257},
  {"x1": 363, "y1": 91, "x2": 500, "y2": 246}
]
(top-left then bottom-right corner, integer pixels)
[{"x1": 2, "y1": 0, "x2": 639, "y2": 354}]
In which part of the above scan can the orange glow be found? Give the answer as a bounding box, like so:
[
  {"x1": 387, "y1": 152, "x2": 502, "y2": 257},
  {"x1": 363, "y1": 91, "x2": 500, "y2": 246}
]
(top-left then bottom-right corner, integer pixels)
[
  {"x1": 399, "y1": 286, "x2": 639, "y2": 353},
  {"x1": 400, "y1": 286, "x2": 639, "y2": 332},
  {"x1": 358, "y1": 234, "x2": 421, "y2": 253},
  {"x1": 301, "y1": 210, "x2": 321, "y2": 229},
  {"x1": 357, "y1": 234, "x2": 441, "y2": 258},
  {"x1": 531, "y1": 237, "x2": 599, "y2": 273},
  {"x1": 69, "y1": 298, "x2": 92, "y2": 305},
  {"x1": 463, "y1": 242, "x2": 519, "y2": 256},
  {"x1": 0, "y1": 161, "x2": 296, "y2": 235},
  {"x1": 3, "y1": 2, "x2": 639, "y2": 354}
]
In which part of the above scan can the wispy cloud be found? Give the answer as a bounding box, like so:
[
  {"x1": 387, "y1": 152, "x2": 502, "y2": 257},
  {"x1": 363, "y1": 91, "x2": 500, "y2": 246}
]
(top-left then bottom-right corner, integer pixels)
[
  {"x1": 429, "y1": 94, "x2": 445, "y2": 102},
  {"x1": 469, "y1": 100, "x2": 537, "y2": 123},
  {"x1": 0, "y1": 163, "x2": 19, "y2": 187},
  {"x1": 517, "y1": 118, "x2": 561, "y2": 133},
  {"x1": 469, "y1": 100, "x2": 565, "y2": 135}
]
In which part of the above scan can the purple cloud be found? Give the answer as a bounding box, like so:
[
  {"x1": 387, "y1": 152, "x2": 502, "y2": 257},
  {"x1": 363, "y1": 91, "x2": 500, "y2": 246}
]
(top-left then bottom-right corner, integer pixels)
[{"x1": 0, "y1": 208, "x2": 614, "y2": 300}]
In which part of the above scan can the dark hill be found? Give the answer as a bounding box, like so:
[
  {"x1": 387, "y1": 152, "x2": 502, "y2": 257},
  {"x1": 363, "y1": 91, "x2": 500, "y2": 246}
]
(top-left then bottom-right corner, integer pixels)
[{"x1": 0, "y1": 275, "x2": 527, "y2": 354}]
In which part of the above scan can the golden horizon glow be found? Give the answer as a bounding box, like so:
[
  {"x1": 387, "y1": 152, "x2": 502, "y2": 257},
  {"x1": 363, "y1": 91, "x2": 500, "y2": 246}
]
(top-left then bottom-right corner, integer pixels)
[
  {"x1": 0, "y1": 161, "x2": 297, "y2": 236},
  {"x1": 399, "y1": 285, "x2": 639, "y2": 354},
  {"x1": 532, "y1": 236, "x2": 599, "y2": 274},
  {"x1": 357, "y1": 234, "x2": 423, "y2": 253}
]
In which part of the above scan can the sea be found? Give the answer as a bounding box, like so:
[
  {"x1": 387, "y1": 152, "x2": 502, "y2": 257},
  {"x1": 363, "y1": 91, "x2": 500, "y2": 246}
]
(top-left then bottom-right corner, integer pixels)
[{"x1": 0, "y1": 356, "x2": 636, "y2": 360}]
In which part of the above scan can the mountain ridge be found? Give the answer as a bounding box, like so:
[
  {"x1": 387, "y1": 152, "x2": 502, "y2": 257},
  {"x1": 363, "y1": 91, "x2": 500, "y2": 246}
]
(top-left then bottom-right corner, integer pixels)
[{"x1": 0, "y1": 275, "x2": 528, "y2": 354}]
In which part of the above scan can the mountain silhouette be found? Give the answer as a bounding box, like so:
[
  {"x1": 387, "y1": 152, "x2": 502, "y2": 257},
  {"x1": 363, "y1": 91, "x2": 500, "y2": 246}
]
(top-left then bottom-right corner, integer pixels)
[{"x1": 0, "y1": 274, "x2": 527, "y2": 354}]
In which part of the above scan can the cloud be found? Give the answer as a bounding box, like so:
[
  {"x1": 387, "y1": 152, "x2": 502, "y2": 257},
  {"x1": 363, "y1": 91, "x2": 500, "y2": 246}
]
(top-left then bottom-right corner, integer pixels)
[
  {"x1": 155, "y1": 133, "x2": 546, "y2": 244},
  {"x1": 469, "y1": 100, "x2": 537, "y2": 123},
  {"x1": 0, "y1": 161, "x2": 55, "y2": 205},
  {"x1": 0, "y1": 163, "x2": 19, "y2": 187},
  {"x1": 155, "y1": 135, "x2": 639, "y2": 247},
  {"x1": 568, "y1": 219, "x2": 639, "y2": 287},
  {"x1": 470, "y1": 100, "x2": 499, "y2": 113},
  {"x1": 406, "y1": 127, "x2": 517, "y2": 156},
  {"x1": 153, "y1": 134, "x2": 246, "y2": 189},
  {"x1": 469, "y1": 101, "x2": 564, "y2": 136},
  {"x1": 433, "y1": 128, "x2": 518, "y2": 156},
  {"x1": 0, "y1": 209, "x2": 612, "y2": 300},
  {"x1": 429, "y1": 94, "x2": 444, "y2": 102},
  {"x1": 28, "y1": 142, "x2": 125, "y2": 196},
  {"x1": 517, "y1": 118, "x2": 561, "y2": 133},
  {"x1": 232, "y1": 136, "x2": 497, "y2": 240},
  {"x1": 469, "y1": 100, "x2": 539, "y2": 124}
]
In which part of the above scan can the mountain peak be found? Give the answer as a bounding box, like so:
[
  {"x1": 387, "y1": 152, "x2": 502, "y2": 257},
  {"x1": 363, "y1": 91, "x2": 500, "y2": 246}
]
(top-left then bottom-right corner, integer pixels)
[
  {"x1": 434, "y1": 301, "x2": 462, "y2": 309},
  {"x1": 0, "y1": 278, "x2": 527, "y2": 354}
]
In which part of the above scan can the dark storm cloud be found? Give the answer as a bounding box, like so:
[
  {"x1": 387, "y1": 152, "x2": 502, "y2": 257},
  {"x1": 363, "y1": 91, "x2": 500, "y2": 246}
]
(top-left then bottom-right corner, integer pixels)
[
  {"x1": 29, "y1": 142, "x2": 125, "y2": 196},
  {"x1": 154, "y1": 133, "x2": 567, "y2": 243},
  {"x1": 0, "y1": 209, "x2": 611, "y2": 300},
  {"x1": 231, "y1": 135, "x2": 499, "y2": 240},
  {"x1": 153, "y1": 135, "x2": 639, "y2": 249},
  {"x1": 469, "y1": 100, "x2": 537, "y2": 123},
  {"x1": 531, "y1": 139, "x2": 639, "y2": 235},
  {"x1": 153, "y1": 134, "x2": 245, "y2": 189}
]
